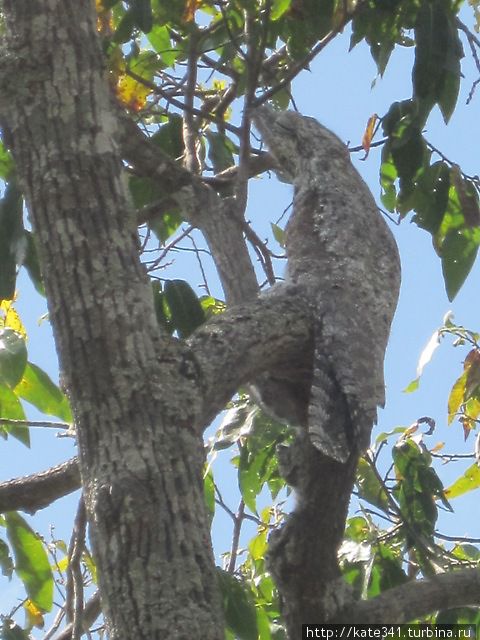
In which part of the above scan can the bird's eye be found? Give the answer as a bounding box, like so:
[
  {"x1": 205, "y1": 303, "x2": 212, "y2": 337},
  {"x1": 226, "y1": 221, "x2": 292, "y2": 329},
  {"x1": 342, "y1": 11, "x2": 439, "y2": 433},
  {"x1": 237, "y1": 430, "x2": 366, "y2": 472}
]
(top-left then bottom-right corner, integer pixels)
[{"x1": 277, "y1": 122, "x2": 296, "y2": 136}]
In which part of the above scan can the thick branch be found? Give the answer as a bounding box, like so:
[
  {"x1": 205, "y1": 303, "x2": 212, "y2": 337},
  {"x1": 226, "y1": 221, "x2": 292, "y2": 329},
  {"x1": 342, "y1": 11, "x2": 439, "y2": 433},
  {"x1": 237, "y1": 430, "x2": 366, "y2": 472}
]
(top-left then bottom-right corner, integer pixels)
[
  {"x1": 117, "y1": 113, "x2": 259, "y2": 304},
  {"x1": 189, "y1": 284, "x2": 312, "y2": 426},
  {"x1": 348, "y1": 568, "x2": 480, "y2": 623},
  {"x1": 0, "y1": 458, "x2": 80, "y2": 514}
]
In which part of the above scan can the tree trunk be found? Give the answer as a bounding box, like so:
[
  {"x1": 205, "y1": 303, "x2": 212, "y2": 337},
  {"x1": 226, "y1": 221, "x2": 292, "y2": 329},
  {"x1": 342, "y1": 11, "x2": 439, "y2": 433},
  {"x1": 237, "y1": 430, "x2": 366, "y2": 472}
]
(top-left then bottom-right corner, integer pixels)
[{"x1": 0, "y1": 2, "x2": 224, "y2": 637}]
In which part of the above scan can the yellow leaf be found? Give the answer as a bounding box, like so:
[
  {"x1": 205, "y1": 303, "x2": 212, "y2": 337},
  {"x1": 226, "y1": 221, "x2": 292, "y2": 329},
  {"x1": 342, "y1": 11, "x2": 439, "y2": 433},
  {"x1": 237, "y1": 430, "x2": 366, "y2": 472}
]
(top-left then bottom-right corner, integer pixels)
[
  {"x1": 115, "y1": 73, "x2": 151, "y2": 112},
  {"x1": 465, "y1": 396, "x2": 480, "y2": 422},
  {"x1": 24, "y1": 599, "x2": 45, "y2": 629},
  {"x1": 56, "y1": 556, "x2": 69, "y2": 572},
  {"x1": 0, "y1": 300, "x2": 27, "y2": 338},
  {"x1": 430, "y1": 441, "x2": 445, "y2": 453},
  {"x1": 447, "y1": 370, "x2": 467, "y2": 424},
  {"x1": 444, "y1": 463, "x2": 480, "y2": 499},
  {"x1": 95, "y1": 0, "x2": 114, "y2": 35}
]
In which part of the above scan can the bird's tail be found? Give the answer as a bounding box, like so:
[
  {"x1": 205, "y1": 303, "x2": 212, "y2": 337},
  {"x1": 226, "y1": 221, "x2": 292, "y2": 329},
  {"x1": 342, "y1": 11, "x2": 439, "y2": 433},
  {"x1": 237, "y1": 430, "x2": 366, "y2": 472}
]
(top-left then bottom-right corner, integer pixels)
[{"x1": 308, "y1": 350, "x2": 354, "y2": 464}]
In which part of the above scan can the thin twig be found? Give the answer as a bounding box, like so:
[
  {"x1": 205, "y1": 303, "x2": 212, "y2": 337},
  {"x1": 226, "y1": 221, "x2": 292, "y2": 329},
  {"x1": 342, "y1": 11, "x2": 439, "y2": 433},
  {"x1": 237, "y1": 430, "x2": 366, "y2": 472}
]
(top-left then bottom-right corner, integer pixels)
[
  {"x1": 0, "y1": 418, "x2": 71, "y2": 429},
  {"x1": 189, "y1": 233, "x2": 211, "y2": 296},
  {"x1": 435, "y1": 531, "x2": 480, "y2": 544},
  {"x1": 157, "y1": 225, "x2": 195, "y2": 264},
  {"x1": 456, "y1": 15, "x2": 480, "y2": 104},
  {"x1": 42, "y1": 607, "x2": 66, "y2": 640},
  {"x1": 65, "y1": 496, "x2": 87, "y2": 640},
  {"x1": 183, "y1": 32, "x2": 201, "y2": 173},
  {"x1": 227, "y1": 499, "x2": 245, "y2": 573},
  {"x1": 242, "y1": 220, "x2": 276, "y2": 285}
]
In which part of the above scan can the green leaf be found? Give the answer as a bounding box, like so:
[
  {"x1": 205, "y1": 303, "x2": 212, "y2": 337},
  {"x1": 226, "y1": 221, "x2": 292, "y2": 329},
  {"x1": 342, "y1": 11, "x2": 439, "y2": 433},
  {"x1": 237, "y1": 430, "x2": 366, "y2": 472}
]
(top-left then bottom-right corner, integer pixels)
[
  {"x1": 392, "y1": 440, "x2": 449, "y2": 544},
  {"x1": 445, "y1": 463, "x2": 480, "y2": 499},
  {"x1": 152, "y1": 280, "x2": 174, "y2": 334},
  {"x1": 237, "y1": 410, "x2": 289, "y2": 513},
  {"x1": 151, "y1": 114, "x2": 184, "y2": 160},
  {"x1": 0, "y1": 383, "x2": 29, "y2": 446},
  {"x1": 248, "y1": 529, "x2": 268, "y2": 562},
  {"x1": 271, "y1": 0, "x2": 292, "y2": 21},
  {"x1": 404, "y1": 378, "x2": 420, "y2": 393},
  {"x1": 113, "y1": 7, "x2": 136, "y2": 43},
  {"x1": 149, "y1": 210, "x2": 183, "y2": 243},
  {"x1": 147, "y1": 25, "x2": 177, "y2": 66},
  {"x1": 5, "y1": 512, "x2": 54, "y2": 612},
  {"x1": 356, "y1": 458, "x2": 390, "y2": 511},
  {"x1": 271, "y1": 223, "x2": 285, "y2": 247},
  {"x1": 203, "y1": 468, "x2": 215, "y2": 523},
  {"x1": 239, "y1": 444, "x2": 265, "y2": 514},
  {"x1": 164, "y1": 279, "x2": 206, "y2": 338},
  {"x1": 132, "y1": 0, "x2": 153, "y2": 33},
  {"x1": 344, "y1": 516, "x2": 370, "y2": 542},
  {"x1": 350, "y1": 0, "x2": 415, "y2": 76},
  {"x1": 413, "y1": 0, "x2": 463, "y2": 122},
  {"x1": 411, "y1": 161, "x2": 450, "y2": 234},
  {"x1": 0, "y1": 139, "x2": 14, "y2": 180},
  {"x1": 441, "y1": 229, "x2": 479, "y2": 301},
  {"x1": 0, "y1": 538, "x2": 13, "y2": 577},
  {"x1": 200, "y1": 295, "x2": 226, "y2": 318},
  {"x1": 0, "y1": 328, "x2": 27, "y2": 389},
  {"x1": 217, "y1": 568, "x2": 258, "y2": 640},
  {"x1": 256, "y1": 607, "x2": 272, "y2": 640},
  {"x1": 206, "y1": 131, "x2": 235, "y2": 174},
  {"x1": 0, "y1": 181, "x2": 24, "y2": 300},
  {"x1": 370, "y1": 544, "x2": 408, "y2": 595},
  {"x1": 413, "y1": 1, "x2": 444, "y2": 100},
  {"x1": 15, "y1": 363, "x2": 72, "y2": 422}
]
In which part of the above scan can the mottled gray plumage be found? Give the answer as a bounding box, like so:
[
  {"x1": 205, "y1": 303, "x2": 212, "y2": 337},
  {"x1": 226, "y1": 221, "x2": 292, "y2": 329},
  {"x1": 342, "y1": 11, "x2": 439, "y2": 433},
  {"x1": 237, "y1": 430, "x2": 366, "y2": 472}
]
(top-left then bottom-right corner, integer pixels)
[{"x1": 253, "y1": 107, "x2": 401, "y2": 463}]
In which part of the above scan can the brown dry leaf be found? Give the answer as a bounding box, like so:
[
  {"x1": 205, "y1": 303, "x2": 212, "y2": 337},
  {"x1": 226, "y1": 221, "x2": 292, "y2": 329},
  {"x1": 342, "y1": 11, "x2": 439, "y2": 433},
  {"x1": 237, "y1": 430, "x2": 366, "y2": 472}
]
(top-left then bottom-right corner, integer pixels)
[
  {"x1": 450, "y1": 164, "x2": 480, "y2": 227},
  {"x1": 183, "y1": 0, "x2": 202, "y2": 22},
  {"x1": 361, "y1": 114, "x2": 379, "y2": 158}
]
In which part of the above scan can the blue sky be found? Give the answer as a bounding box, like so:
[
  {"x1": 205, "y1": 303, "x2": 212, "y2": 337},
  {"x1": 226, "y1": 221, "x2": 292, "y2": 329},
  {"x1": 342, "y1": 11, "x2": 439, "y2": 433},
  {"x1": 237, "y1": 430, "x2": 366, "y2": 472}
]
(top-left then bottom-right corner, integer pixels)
[{"x1": 1, "y1": 4, "x2": 479, "y2": 619}]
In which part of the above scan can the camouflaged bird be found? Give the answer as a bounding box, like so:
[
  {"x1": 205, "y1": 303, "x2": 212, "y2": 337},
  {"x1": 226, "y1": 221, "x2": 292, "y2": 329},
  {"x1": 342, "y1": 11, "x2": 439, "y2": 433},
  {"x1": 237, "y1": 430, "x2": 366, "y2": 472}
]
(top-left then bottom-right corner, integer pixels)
[{"x1": 253, "y1": 107, "x2": 401, "y2": 463}]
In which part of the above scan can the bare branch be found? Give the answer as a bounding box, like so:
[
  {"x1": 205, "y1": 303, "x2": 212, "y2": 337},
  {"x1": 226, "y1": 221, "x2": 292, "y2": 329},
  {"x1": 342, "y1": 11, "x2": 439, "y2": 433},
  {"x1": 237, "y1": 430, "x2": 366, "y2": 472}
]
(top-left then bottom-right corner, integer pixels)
[
  {"x1": 227, "y1": 498, "x2": 245, "y2": 574},
  {"x1": 116, "y1": 112, "x2": 260, "y2": 304},
  {"x1": 183, "y1": 32, "x2": 201, "y2": 174},
  {"x1": 189, "y1": 285, "x2": 311, "y2": 427},
  {"x1": 0, "y1": 458, "x2": 80, "y2": 514},
  {"x1": 349, "y1": 568, "x2": 480, "y2": 623},
  {"x1": 48, "y1": 591, "x2": 102, "y2": 640},
  {"x1": 66, "y1": 496, "x2": 87, "y2": 640}
]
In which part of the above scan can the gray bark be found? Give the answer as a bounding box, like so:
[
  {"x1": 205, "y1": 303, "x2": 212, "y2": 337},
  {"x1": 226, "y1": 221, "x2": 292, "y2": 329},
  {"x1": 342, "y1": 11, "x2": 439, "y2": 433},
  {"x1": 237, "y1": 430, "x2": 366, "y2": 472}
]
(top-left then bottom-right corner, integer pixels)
[
  {"x1": 0, "y1": 2, "x2": 310, "y2": 638},
  {"x1": 0, "y1": 2, "x2": 223, "y2": 637}
]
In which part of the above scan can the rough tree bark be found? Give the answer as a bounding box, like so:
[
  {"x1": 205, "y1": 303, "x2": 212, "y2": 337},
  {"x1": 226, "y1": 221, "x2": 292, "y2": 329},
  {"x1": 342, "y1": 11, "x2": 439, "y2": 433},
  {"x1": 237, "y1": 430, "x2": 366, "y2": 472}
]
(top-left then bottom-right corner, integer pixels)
[
  {"x1": 0, "y1": 1, "x2": 225, "y2": 637},
  {"x1": 0, "y1": 1, "x2": 309, "y2": 637},
  {"x1": 1, "y1": 2, "x2": 479, "y2": 640}
]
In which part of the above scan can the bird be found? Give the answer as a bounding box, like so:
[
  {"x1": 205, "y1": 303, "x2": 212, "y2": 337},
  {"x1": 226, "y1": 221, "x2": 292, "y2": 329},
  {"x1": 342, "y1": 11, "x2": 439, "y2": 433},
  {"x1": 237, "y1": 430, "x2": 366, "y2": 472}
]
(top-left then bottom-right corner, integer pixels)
[{"x1": 252, "y1": 106, "x2": 401, "y2": 463}]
